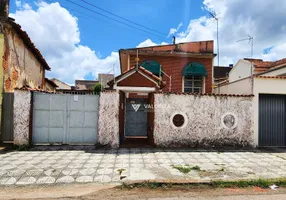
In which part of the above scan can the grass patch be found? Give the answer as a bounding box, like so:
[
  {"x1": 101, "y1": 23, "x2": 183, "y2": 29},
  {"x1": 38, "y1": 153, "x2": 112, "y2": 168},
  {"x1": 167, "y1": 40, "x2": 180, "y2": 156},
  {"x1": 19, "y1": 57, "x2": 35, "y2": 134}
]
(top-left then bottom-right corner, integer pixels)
[
  {"x1": 212, "y1": 179, "x2": 282, "y2": 188},
  {"x1": 120, "y1": 178, "x2": 286, "y2": 190},
  {"x1": 172, "y1": 165, "x2": 201, "y2": 174}
]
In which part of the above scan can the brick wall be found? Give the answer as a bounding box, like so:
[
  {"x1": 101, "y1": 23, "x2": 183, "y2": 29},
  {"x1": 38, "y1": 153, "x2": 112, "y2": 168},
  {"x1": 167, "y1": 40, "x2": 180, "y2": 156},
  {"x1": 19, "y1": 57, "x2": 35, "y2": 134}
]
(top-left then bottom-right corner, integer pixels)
[{"x1": 129, "y1": 55, "x2": 213, "y2": 93}]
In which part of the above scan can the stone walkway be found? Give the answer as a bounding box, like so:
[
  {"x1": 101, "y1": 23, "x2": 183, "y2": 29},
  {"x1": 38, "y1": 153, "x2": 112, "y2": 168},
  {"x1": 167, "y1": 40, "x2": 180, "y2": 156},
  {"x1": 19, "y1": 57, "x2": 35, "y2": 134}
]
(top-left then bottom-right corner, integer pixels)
[{"x1": 0, "y1": 147, "x2": 286, "y2": 186}]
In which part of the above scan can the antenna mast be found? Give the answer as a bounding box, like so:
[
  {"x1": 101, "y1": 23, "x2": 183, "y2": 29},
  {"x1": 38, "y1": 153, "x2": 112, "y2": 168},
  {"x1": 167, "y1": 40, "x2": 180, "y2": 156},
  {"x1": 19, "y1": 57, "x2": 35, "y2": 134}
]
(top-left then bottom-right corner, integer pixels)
[
  {"x1": 237, "y1": 35, "x2": 254, "y2": 93},
  {"x1": 209, "y1": 10, "x2": 219, "y2": 67}
]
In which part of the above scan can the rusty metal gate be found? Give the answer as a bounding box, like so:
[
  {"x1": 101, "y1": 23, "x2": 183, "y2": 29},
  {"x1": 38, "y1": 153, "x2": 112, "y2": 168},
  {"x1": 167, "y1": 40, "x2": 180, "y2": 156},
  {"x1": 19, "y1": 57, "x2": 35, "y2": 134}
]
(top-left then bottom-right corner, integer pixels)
[
  {"x1": 32, "y1": 93, "x2": 99, "y2": 145},
  {"x1": 1, "y1": 93, "x2": 14, "y2": 143},
  {"x1": 259, "y1": 94, "x2": 286, "y2": 147}
]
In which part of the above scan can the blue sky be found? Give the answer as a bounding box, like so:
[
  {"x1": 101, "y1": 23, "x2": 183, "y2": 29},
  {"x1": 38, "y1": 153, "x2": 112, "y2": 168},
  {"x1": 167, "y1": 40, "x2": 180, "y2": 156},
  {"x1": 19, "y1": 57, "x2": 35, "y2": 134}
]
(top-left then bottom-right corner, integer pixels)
[
  {"x1": 9, "y1": 0, "x2": 286, "y2": 84},
  {"x1": 11, "y1": 0, "x2": 205, "y2": 58}
]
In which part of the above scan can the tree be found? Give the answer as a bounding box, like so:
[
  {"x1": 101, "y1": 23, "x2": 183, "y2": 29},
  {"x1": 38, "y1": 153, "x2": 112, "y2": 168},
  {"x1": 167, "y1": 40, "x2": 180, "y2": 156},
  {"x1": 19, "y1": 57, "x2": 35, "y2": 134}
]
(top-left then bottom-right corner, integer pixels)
[{"x1": 93, "y1": 83, "x2": 103, "y2": 94}]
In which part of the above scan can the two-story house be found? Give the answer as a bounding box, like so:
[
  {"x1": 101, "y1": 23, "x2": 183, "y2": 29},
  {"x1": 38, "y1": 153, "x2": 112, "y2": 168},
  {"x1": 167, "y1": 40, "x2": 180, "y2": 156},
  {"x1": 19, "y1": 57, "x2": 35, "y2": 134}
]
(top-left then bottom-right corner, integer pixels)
[{"x1": 108, "y1": 41, "x2": 216, "y2": 146}]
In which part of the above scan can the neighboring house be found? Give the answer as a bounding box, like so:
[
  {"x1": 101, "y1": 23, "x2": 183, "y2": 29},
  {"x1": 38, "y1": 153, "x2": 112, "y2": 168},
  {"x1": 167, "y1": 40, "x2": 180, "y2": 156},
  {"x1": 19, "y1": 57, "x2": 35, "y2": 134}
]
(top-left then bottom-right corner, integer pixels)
[
  {"x1": 98, "y1": 73, "x2": 114, "y2": 88},
  {"x1": 44, "y1": 78, "x2": 58, "y2": 92},
  {"x1": 50, "y1": 78, "x2": 71, "y2": 90},
  {"x1": 0, "y1": 18, "x2": 51, "y2": 92},
  {"x1": 0, "y1": 17, "x2": 51, "y2": 92},
  {"x1": 75, "y1": 80, "x2": 98, "y2": 90},
  {"x1": 228, "y1": 58, "x2": 277, "y2": 82},
  {"x1": 1, "y1": 1, "x2": 51, "y2": 142},
  {"x1": 118, "y1": 40, "x2": 215, "y2": 93},
  {"x1": 215, "y1": 58, "x2": 286, "y2": 148},
  {"x1": 214, "y1": 65, "x2": 232, "y2": 84}
]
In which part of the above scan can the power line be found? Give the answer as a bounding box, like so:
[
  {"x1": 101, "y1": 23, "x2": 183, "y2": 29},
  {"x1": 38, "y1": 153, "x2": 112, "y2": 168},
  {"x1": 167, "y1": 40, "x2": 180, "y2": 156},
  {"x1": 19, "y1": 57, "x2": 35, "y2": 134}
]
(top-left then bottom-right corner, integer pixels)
[
  {"x1": 45, "y1": 0, "x2": 165, "y2": 41},
  {"x1": 64, "y1": 0, "x2": 166, "y2": 40},
  {"x1": 79, "y1": 0, "x2": 165, "y2": 37}
]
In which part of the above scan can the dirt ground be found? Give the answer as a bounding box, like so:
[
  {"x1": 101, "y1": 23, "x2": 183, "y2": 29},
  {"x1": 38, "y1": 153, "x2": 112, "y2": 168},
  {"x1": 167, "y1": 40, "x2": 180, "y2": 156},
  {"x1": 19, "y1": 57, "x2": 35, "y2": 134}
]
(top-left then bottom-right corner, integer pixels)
[{"x1": 1, "y1": 183, "x2": 286, "y2": 200}]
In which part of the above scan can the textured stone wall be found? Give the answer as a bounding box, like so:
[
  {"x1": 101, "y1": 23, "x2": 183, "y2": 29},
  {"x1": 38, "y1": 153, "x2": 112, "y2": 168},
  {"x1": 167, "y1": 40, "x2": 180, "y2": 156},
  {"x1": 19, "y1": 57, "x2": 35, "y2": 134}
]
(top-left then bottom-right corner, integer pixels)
[
  {"x1": 13, "y1": 90, "x2": 31, "y2": 145},
  {"x1": 98, "y1": 91, "x2": 119, "y2": 148},
  {"x1": 154, "y1": 93, "x2": 254, "y2": 148}
]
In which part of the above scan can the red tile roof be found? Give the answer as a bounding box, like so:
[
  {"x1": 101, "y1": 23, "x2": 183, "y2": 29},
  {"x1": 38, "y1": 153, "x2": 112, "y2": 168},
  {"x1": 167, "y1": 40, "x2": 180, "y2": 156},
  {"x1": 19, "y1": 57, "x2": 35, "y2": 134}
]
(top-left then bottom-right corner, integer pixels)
[
  {"x1": 245, "y1": 58, "x2": 286, "y2": 74},
  {"x1": 256, "y1": 76, "x2": 286, "y2": 79}
]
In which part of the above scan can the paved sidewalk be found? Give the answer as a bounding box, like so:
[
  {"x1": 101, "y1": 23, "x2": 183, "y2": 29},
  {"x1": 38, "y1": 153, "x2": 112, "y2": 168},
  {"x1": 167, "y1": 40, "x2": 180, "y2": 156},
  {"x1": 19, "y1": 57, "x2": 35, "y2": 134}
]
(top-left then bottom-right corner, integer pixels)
[{"x1": 0, "y1": 147, "x2": 286, "y2": 186}]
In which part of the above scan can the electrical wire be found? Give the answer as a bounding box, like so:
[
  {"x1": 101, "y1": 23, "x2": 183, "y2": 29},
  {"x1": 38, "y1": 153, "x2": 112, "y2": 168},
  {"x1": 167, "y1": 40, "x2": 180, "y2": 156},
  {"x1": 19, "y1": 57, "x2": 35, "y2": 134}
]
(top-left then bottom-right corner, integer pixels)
[{"x1": 64, "y1": 0, "x2": 166, "y2": 40}]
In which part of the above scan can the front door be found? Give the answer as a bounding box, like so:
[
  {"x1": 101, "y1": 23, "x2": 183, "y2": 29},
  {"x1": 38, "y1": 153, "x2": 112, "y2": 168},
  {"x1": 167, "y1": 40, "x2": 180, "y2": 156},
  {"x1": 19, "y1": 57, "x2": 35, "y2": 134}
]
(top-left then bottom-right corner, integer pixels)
[{"x1": 125, "y1": 98, "x2": 148, "y2": 138}]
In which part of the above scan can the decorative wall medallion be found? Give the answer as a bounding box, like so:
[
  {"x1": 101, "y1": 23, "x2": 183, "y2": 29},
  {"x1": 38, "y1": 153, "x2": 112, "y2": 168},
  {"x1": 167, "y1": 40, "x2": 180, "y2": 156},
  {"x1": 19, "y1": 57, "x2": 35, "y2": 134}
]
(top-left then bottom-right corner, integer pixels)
[
  {"x1": 170, "y1": 112, "x2": 188, "y2": 129},
  {"x1": 221, "y1": 112, "x2": 238, "y2": 129}
]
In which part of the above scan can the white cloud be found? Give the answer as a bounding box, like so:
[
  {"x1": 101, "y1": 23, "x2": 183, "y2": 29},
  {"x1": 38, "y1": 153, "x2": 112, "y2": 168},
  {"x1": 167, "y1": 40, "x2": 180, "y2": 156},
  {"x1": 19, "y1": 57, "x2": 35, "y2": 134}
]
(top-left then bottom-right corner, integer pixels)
[
  {"x1": 137, "y1": 39, "x2": 158, "y2": 48},
  {"x1": 137, "y1": 39, "x2": 168, "y2": 48},
  {"x1": 168, "y1": 22, "x2": 183, "y2": 37},
  {"x1": 10, "y1": 2, "x2": 119, "y2": 84},
  {"x1": 262, "y1": 42, "x2": 286, "y2": 61},
  {"x1": 15, "y1": 0, "x2": 22, "y2": 8},
  {"x1": 172, "y1": 0, "x2": 286, "y2": 66},
  {"x1": 10, "y1": 0, "x2": 286, "y2": 84}
]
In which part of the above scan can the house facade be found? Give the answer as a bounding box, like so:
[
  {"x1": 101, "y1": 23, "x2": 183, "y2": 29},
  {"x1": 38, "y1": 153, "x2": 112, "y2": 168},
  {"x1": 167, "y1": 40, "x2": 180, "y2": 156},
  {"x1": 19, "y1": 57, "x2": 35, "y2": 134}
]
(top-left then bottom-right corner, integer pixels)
[
  {"x1": 107, "y1": 41, "x2": 216, "y2": 146},
  {"x1": 119, "y1": 41, "x2": 215, "y2": 93},
  {"x1": 215, "y1": 58, "x2": 286, "y2": 147},
  {"x1": 1, "y1": 19, "x2": 51, "y2": 92}
]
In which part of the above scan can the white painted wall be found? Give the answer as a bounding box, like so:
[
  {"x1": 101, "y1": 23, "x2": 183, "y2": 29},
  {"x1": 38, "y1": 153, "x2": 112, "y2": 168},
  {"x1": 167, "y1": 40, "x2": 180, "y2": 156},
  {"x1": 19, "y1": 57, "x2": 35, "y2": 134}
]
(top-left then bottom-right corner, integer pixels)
[
  {"x1": 229, "y1": 59, "x2": 252, "y2": 82},
  {"x1": 214, "y1": 77, "x2": 252, "y2": 95},
  {"x1": 252, "y1": 77, "x2": 286, "y2": 146},
  {"x1": 98, "y1": 91, "x2": 120, "y2": 148},
  {"x1": 154, "y1": 93, "x2": 254, "y2": 147},
  {"x1": 215, "y1": 76, "x2": 286, "y2": 147}
]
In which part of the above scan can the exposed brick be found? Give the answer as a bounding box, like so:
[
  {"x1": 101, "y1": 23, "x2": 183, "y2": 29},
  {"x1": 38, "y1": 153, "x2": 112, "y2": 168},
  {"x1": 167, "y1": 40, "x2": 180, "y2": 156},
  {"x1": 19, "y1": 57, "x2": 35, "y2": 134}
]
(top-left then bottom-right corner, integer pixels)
[{"x1": 129, "y1": 55, "x2": 213, "y2": 93}]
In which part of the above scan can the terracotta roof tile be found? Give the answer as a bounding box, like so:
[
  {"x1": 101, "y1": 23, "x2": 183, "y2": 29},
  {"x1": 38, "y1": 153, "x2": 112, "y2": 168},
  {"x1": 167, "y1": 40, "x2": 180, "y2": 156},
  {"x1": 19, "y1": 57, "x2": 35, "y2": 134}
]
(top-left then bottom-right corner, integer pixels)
[{"x1": 256, "y1": 76, "x2": 286, "y2": 79}]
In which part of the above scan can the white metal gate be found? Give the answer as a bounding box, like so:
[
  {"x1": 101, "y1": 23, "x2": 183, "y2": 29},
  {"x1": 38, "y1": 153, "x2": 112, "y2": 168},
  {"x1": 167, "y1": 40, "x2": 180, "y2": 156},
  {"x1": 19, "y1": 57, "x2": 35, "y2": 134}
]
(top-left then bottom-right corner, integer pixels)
[{"x1": 32, "y1": 93, "x2": 99, "y2": 145}]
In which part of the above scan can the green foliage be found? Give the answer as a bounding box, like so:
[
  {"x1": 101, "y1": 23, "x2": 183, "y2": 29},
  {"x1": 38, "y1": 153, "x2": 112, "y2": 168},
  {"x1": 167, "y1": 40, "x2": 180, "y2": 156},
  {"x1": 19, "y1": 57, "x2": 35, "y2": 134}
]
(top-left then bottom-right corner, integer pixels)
[
  {"x1": 93, "y1": 83, "x2": 103, "y2": 94},
  {"x1": 117, "y1": 168, "x2": 126, "y2": 175},
  {"x1": 172, "y1": 165, "x2": 201, "y2": 174},
  {"x1": 120, "y1": 179, "x2": 286, "y2": 190}
]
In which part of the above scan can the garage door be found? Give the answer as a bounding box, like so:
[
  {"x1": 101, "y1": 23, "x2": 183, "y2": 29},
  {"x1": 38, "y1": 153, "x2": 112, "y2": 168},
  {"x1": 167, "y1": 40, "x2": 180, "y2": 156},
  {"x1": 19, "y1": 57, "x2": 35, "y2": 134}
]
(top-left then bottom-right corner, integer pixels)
[
  {"x1": 33, "y1": 93, "x2": 99, "y2": 145},
  {"x1": 259, "y1": 94, "x2": 286, "y2": 147}
]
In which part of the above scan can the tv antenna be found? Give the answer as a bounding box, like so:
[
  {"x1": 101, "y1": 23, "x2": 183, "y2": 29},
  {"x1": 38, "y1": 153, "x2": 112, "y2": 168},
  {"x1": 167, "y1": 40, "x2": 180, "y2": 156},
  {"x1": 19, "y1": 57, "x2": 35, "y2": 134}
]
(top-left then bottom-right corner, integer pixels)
[
  {"x1": 237, "y1": 35, "x2": 254, "y2": 92},
  {"x1": 208, "y1": 10, "x2": 219, "y2": 67}
]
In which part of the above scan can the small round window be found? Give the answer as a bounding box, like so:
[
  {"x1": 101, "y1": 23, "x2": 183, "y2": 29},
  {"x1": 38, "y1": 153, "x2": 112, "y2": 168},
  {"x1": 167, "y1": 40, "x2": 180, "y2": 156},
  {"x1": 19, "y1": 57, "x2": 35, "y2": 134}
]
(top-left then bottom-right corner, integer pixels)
[
  {"x1": 221, "y1": 112, "x2": 238, "y2": 129},
  {"x1": 172, "y1": 114, "x2": 185, "y2": 127}
]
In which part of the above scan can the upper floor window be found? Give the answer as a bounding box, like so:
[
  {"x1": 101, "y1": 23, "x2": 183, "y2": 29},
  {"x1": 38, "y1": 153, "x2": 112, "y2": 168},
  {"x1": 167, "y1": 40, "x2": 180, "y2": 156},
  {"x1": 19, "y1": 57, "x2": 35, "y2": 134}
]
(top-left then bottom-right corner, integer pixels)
[
  {"x1": 184, "y1": 75, "x2": 203, "y2": 93},
  {"x1": 182, "y1": 62, "x2": 207, "y2": 93},
  {"x1": 141, "y1": 60, "x2": 161, "y2": 77}
]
